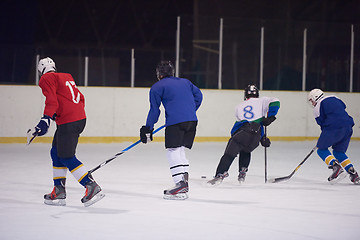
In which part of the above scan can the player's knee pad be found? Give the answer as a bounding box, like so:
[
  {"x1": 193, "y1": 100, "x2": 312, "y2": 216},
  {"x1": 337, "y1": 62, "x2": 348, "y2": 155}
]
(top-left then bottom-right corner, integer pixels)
[
  {"x1": 224, "y1": 139, "x2": 241, "y2": 157},
  {"x1": 167, "y1": 147, "x2": 188, "y2": 167},
  {"x1": 50, "y1": 146, "x2": 63, "y2": 166},
  {"x1": 50, "y1": 146, "x2": 58, "y2": 160},
  {"x1": 167, "y1": 147, "x2": 181, "y2": 161}
]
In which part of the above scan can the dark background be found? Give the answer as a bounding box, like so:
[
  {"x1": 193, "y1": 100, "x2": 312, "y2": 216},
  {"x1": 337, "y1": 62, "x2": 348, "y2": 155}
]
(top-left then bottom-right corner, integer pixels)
[{"x1": 1, "y1": 0, "x2": 360, "y2": 91}]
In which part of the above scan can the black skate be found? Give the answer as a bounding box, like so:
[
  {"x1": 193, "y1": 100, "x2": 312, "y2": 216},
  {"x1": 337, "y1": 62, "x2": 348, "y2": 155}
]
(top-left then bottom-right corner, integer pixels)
[
  {"x1": 328, "y1": 160, "x2": 345, "y2": 183},
  {"x1": 348, "y1": 167, "x2": 360, "y2": 185},
  {"x1": 238, "y1": 167, "x2": 248, "y2": 183},
  {"x1": 81, "y1": 180, "x2": 105, "y2": 207},
  {"x1": 207, "y1": 172, "x2": 229, "y2": 186},
  {"x1": 163, "y1": 180, "x2": 188, "y2": 200},
  {"x1": 44, "y1": 185, "x2": 66, "y2": 206}
]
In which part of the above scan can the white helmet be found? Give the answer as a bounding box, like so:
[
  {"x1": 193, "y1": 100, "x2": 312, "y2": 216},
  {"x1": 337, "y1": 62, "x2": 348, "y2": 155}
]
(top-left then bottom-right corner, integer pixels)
[
  {"x1": 308, "y1": 88, "x2": 324, "y2": 107},
  {"x1": 38, "y1": 57, "x2": 56, "y2": 75}
]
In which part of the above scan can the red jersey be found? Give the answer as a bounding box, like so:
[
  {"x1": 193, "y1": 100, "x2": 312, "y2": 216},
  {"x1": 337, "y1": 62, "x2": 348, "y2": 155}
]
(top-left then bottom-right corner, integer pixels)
[{"x1": 39, "y1": 72, "x2": 86, "y2": 125}]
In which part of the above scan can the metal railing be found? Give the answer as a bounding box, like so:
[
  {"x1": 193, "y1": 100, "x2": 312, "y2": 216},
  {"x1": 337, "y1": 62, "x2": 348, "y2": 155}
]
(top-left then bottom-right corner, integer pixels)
[{"x1": 1, "y1": 16, "x2": 359, "y2": 92}]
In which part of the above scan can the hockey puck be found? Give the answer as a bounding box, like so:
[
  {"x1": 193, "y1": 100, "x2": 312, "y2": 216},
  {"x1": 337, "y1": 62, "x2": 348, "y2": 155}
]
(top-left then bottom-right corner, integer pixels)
[{"x1": 201, "y1": 175, "x2": 207, "y2": 179}]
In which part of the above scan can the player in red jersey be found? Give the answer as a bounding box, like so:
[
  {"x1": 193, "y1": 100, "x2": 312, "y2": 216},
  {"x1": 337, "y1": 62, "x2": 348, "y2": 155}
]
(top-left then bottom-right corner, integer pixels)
[{"x1": 29, "y1": 57, "x2": 104, "y2": 207}]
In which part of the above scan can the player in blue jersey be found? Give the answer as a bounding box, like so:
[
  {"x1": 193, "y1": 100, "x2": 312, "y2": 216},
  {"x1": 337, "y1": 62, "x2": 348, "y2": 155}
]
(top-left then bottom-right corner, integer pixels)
[
  {"x1": 140, "y1": 60, "x2": 203, "y2": 200},
  {"x1": 308, "y1": 89, "x2": 359, "y2": 184},
  {"x1": 207, "y1": 85, "x2": 280, "y2": 185}
]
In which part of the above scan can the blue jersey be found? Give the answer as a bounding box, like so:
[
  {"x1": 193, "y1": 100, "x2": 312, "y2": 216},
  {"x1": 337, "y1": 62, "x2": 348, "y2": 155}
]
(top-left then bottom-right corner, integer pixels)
[
  {"x1": 314, "y1": 96, "x2": 354, "y2": 152},
  {"x1": 313, "y1": 96, "x2": 354, "y2": 130},
  {"x1": 146, "y1": 76, "x2": 203, "y2": 129}
]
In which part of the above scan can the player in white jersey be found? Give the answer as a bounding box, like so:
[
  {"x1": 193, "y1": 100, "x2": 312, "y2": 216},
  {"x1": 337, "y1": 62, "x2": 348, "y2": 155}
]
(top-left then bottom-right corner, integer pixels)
[{"x1": 207, "y1": 85, "x2": 280, "y2": 185}]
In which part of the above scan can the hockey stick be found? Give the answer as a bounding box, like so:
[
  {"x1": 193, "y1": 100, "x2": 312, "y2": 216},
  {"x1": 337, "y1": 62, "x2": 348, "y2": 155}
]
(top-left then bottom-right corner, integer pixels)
[
  {"x1": 269, "y1": 146, "x2": 317, "y2": 183},
  {"x1": 264, "y1": 126, "x2": 268, "y2": 183},
  {"x1": 26, "y1": 128, "x2": 38, "y2": 145},
  {"x1": 88, "y1": 125, "x2": 165, "y2": 174}
]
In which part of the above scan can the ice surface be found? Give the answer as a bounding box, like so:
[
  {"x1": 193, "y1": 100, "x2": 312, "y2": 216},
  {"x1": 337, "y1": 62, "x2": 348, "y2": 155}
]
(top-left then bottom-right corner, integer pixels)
[{"x1": 1, "y1": 141, "x2": 360, "y2": 240}]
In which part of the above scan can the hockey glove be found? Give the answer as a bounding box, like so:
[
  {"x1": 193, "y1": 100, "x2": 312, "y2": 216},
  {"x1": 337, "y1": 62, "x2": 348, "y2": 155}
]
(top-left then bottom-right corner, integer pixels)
[
  {"x1": 262, "y1": 116, "x2": 276, "y2": 127},
  {"x1": 35, "y1": 115, "x2": 52, "y2": 136},
  {"x1": 140, "y1": 125, "x2": 153, "y2": 144},
  {"x1": 260, "y1": 136, "x2": 271, "y2": 147}
]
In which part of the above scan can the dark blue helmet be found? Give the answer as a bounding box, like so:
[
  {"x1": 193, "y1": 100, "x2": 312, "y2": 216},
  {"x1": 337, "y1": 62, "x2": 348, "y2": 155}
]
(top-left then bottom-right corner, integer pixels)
[{"x1": 156, "y1": 60, "x2": 175, "y2": 80}]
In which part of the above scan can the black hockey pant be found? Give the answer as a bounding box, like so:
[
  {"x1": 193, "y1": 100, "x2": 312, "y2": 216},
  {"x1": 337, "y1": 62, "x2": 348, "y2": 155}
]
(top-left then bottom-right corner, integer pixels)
[{"x1": 215, "y1": 123, "x2": 261, "y2": 175}]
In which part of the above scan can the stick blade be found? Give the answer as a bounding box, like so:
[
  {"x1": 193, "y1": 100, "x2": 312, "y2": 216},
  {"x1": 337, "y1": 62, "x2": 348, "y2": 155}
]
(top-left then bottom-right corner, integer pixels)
[
  {"x1": 268, "y1": 176, "x2": 291, "y2": 183},
  {"x1": 26, "y1": 128, "x2": 37, "y2": 145}
]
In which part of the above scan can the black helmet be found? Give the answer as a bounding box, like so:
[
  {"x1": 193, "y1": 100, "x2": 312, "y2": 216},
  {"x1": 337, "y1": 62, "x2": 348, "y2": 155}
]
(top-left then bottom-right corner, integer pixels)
[
  {"x1": 244, "y1": 84, "x2": 259, "y2": 100},
  {"x1": 156, "y1": 60, "x2": 175, "y2": 80}
]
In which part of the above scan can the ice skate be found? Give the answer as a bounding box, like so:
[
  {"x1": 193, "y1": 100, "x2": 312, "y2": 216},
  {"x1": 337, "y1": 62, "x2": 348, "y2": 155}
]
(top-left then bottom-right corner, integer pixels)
[
  {"x1": 328, "y1": 160, "x2": 345, "y2": 183},
  {"x1": 44, "y1": 184, "x2": 66, "y2": 206},
  {"x1": 348, "y1": 167, "x2": 360, "y2": 185},
  {"x1": 163, "y1": 180, "x2": 188, "y2": 200},
  {"x1": 238, "y1": 167, "x2": 248, "y2": 183},
  {"x1": 207, "y1": 172, "x2": 229, "y2": 186},
  {"x1": 81, "y1": 180, "x2": 105, "y2": 207}
]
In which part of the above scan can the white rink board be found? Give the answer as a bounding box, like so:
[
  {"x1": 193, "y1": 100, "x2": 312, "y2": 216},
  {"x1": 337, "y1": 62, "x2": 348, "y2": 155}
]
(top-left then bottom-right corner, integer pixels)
[{"x1": 0, "y1": 85, "x2": 359, "y2": 138}]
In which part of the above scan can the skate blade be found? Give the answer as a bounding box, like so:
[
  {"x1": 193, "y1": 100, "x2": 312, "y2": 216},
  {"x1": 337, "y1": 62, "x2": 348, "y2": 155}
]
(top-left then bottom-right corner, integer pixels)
[
  {"x1": 83, "y1": 193, "x2": 105, "y2": 207},
  {"x1": 349, "y1": 174, "x2": 360, "y2": 185},
  {"x1": 163, "y1": 193, "x2": 188, "y2": 200},
  {"x1": 267, "y1": 178, "x2": 276, "y2": 183},
  {"x1": 206, "y1": 179, "x2": 222, "y2": 186},
  {"x1": 328, "y1": 172, "x2": 347, "y2": 185},
  {"x1": 352, "y1": 180, "x2": 360, "y2": 185},
  {"x1": 44, "y1": 199, "x2": 66, "y2": 206}
]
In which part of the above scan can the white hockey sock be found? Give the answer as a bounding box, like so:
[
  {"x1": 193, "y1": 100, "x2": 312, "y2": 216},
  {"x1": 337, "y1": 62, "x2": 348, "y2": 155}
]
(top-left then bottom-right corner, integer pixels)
[
  {"x1": 180, "y1": 146, "x2": 189, "y2": 174},
  {"x1": 53, "y1": 167, "x2": 67, "y2": 183},
  {"x1": 167, "y1": 147, "x2": 188, "y2": 184}
]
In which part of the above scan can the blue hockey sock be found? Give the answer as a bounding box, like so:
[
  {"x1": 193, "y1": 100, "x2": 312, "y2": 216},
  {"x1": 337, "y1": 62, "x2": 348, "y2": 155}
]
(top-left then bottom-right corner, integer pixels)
[
  {"x1": 317, "y1": 149, "x2": 336, "y2": 166},
  {"x1": 50, "y1": 147, "x2": 67, "y2": 186},
  {"x1": 333, "y1": 150, "x2": 353, "y2": 172},
  {"x1": 59, "y1": 156, "x2": 91, "y2": 186}
]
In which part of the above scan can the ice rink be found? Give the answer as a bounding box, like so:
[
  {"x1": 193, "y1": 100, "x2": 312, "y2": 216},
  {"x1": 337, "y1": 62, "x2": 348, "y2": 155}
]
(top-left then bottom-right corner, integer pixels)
[{"x1": 1, "y1": 140, "x2": 360, "y2": 240}]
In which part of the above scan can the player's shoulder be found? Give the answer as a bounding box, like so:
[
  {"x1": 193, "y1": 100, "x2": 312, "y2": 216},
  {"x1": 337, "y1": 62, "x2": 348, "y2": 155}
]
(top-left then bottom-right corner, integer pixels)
[
  {"x1": 317, "y1": 96, "x2": 345, "y2": 114},
  {"x1": 56, "y1": 72, "x2": 74, "y2": 79},
  {"x1": 323, "y1": 95, "x2": 338, "y2": 101},
  {"x1": 246, "y1": 97, "x2": 267, "y2": 104},
  {"x1": 259, "y1": 96, "x2": 280, "y2": 101},
  {"x1": 41, "y1": 72, "x2": 72, "y2": 80},
  {"x1": 39, "y1": 72, "x2": 57, "y2": 84},
  {"x1": 320, "y1": 95, "x2": 339, "y2": 105}
]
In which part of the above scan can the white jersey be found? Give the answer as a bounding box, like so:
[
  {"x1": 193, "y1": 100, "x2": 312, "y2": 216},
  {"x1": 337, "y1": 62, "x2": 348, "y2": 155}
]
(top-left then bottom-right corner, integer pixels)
[{"x1": 235, "y1": 97, "x2": 279, "y2": 122}]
